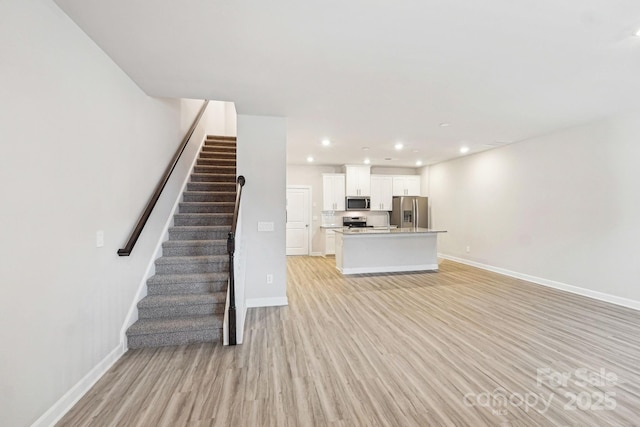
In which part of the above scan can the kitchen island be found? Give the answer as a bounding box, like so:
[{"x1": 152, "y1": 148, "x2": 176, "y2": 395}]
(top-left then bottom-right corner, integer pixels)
[{"x1": 333, "y1": 228, "x2": 447, "y2": 274}]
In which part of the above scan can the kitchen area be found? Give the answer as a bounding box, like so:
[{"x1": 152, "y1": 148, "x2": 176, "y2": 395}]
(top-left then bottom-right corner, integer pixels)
[{"x1": 287, "y1": 163, "x2": 446, "y2": 274}]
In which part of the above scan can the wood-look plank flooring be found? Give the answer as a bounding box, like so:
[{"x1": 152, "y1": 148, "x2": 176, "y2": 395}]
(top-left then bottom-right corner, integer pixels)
[{"x1": 58, "y1": 257, "x2": 640, "y2": 426}]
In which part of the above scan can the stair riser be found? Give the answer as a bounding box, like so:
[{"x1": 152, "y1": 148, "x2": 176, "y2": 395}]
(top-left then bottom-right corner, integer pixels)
[
  {"x1": 183, "y1": 193, "x2": 236, "y2": 202},
  {"x1": 197, "y1": 158, "x2": 236, "y2": 167},
  {"x1": 174, "y1": 216, "x2": 232, "y2": 226},
  {"x1": 193, "y1": 166, "x2": 236, "y2": 174},
  {"x1": 179, "y1": 203, "x2": 234, "y2": 213},
  {"x1": 147, "y1": 281, "x2": 227, "y2": 295},
  {"x1": 203, "y1": 143, "x2": 236, "y2": 149},
  {"x1": 204, "y1": 139, "x2": 237, "y2": 147},
  {"x1": 168, "y1": 229, "x2": 230, "y2": 240},
  {"x1": 127, "y1": 328, "x2": 222, "y2": 349},
  {"x1": 155, "y1": 261, "x2": 229, "y2": 275},
  {"x1": 199, "y1": 151, "x2": 236, "y2": 159},
  {"x1": 162, "y1": 244, "x2": 228, "y2": 257},
  {"x1": 138, "y1": 303, "x2": 224, "y2": 319},
  {"x1": 190, "y1": 174, "x2": 236, "y2": 183},
  {"x1": 187, "y1": 182, "x2": 237, "y2": 192},
  {"x1": 202, "y1": 146, "x2": 236, "y2": 154}
]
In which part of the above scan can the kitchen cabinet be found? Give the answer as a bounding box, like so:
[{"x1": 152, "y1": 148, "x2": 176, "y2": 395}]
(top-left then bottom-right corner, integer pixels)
[
  {"x1": 322, "y1": 174, "x2": 345, "y2": 211},
  {"x1": 392, "y1": 175, "x2": 421, "y2": 196},
  {"x1": 344, "y1": 165, "x2": 371, "y2": 196},
  {"x1": 323, "y1": 227, "x2": 339, "y2": 255},
  {"x1": 370, "y1": 175, "x2": 393, "y2": 211}
]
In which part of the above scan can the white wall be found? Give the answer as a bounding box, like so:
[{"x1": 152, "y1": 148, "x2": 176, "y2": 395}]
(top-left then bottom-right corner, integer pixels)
[
  {"x1": 237, "y1": 115, "x2": 288, "y2": 307},
  {"x1": 0, "y1": 1, "x2": 209, "y2": 425},
  {"x1": 287, "y1": 165, "x2": 342, "y2": 254},
  {"x1": 204, "y1": 100, "x2": 236, "y2": 137},
  {"x1": 419, "y1": 165, "x2": 430, "y2": 197},
  {"x1": 429, "y1": 111, "x2": 640, "y2": 305}
]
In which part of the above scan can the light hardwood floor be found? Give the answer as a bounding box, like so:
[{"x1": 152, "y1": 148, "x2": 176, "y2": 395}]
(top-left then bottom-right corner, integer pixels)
[{"x1": 58, "y1": 257, "x2": 640, "y2": 426}]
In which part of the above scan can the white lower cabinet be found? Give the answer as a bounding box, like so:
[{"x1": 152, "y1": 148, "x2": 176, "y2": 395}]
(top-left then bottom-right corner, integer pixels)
[{"x1": 323, "y1": 228, "x2": 338, "y2": 255}]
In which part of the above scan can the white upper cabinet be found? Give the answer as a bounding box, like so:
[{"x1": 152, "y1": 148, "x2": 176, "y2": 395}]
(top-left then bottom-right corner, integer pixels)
[
  {"x1": 392, "y1": 175, "x2": 421, "y2": 196},
  {"x1": 345, "y1": 165, "x2": 371, "y2": 196},
  {"x1": 322, "y1": 174, "x2": 346, "y2": 211},
  {"x1": 370, "y1": 175, "x2": 393, "y2": 211}
]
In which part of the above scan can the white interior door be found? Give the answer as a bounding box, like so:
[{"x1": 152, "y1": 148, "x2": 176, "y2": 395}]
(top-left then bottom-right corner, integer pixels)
[{"x1": 286, "y1": 187, "x2": 310, "y2": 255}]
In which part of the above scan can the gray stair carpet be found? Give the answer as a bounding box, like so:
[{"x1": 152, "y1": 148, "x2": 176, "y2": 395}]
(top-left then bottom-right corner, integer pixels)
[{"x1": 127, "y1": 135, "x2": 237, "y2": 348}]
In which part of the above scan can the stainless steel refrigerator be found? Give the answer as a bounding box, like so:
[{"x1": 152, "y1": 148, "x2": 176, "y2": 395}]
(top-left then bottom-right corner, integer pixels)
[{"x1": 391, "y1": 196, "x2": 428, "y2": 228}]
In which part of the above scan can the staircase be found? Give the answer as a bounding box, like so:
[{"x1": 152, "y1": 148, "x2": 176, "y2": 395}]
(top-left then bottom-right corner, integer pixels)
[{"x1": 126, "y1": 135, "x2": 237, "y2": 348}]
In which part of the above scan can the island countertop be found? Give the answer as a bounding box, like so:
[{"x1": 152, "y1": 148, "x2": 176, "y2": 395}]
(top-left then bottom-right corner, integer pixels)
[{"x1": 334, "y1": 227, "x2": 447, "y2": 235}]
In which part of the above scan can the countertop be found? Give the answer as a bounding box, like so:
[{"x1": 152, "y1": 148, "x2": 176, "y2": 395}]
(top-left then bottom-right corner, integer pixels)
[{"x1": 333, "y1": 227, "x2": 447, "y2": 235}]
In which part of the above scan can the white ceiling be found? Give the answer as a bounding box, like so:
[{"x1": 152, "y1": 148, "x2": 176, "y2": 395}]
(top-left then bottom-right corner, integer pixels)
[{"x1": 55, "y1": 0, "x2": 640, "y2": 167}]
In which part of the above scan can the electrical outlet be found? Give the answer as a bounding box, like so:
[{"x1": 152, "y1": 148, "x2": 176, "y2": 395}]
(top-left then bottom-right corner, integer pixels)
[
  {"x1": 266, "y1": 274, "x2": 274, "y2": 284},
  {"x1": 466, "y1": 245, "x2": 470, "y2": 253},
  {"x1": 96, "y1": 230, "x2": 104, "y2": 248}
]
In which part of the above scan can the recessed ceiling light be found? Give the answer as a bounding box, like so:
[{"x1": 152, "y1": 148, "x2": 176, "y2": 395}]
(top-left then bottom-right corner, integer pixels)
[
  {"x1": 636, "y1": 28, "x2": 640, "y2": 37},
  {"x1": 439, "y1": 123, "x2": 450, "y2": 127},
  {"x1": 416, "y1": 160, "x2": 423, "y2": 166},
  {"x1": 459, "y1": 147, "x2": 470, "y2": 154},
  {"x1": 412, "y1": 149, "x2": 419, "y2": 153},
  {"x1": 394, "y1": 143, "x2": 404, "y2": 150},
  {"x1": 364, "y1": 158, "x2": 371, "y2": 165},
  {"x1": 362, "y1": 147, "x2": 370, "y2": 151},
  {"x1": 321, "y1": 139, "x2": 331, "y2": 146},
  {"x1": 307, "y1": 156, "x2": 314, "y2": 162}
]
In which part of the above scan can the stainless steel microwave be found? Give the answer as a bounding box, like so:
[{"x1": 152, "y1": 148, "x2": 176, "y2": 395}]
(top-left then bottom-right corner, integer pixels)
[{"x1": 346, "y1": 196, "x2": 370, "y2": 211}]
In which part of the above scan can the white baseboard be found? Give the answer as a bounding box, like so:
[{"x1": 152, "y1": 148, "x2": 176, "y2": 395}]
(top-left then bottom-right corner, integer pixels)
[
  {"x1": 338, "y1": 264, "x2": 439, "y2": 275},
  {"x1": 246, "y1": 297, "x2": 289, "y2": 308},
  {"x1": 310, "y1": 251, "x2": 323, "y2": 257},
  {"x1": 439, "y1": 253, "x2": 640, "y2": 311},
  {"x1": 32, "y1": 344, "x2": 124, "y2": 427}
]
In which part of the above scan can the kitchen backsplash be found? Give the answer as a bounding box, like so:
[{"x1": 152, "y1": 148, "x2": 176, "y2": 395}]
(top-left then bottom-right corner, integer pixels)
[{"x1": 321, "y1": 211, "x2": 389, "y2": 227}]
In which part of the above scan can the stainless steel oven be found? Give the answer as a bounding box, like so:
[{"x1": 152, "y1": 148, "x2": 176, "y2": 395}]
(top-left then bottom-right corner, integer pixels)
[{"x1": 346, "y1": 196, "x2": 370, "y2": 211}]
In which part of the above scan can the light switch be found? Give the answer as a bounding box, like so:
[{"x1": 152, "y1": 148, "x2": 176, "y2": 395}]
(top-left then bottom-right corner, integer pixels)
[
  {"x1": 96, "y1": 230, "x2": 104, "y2": 248},
  {"x1": 257, "y1": 222, "x2": 274, "y2": 232}
]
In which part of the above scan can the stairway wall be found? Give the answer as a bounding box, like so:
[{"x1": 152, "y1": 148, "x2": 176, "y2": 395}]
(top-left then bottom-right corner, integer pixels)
[
  {"x1": 0, "y1": 1, "x2": 230, "y2": 426},
  {"x1": 236, "y1": 115, "x2": 288, "y2": 310}
]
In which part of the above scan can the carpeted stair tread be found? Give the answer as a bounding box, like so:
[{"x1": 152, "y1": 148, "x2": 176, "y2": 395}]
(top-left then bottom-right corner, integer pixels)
[
  {"x1": 155, "y1": 255, "x2": 228, "y2": 265},
  {"x1": 193, "y1": 165, "x2": 236, "y2": 173},
  {"x1": 202, "y1": 144, "x2": 236, "y2": 150},
  {"x1": 178, "y1": 202, "x2": 235, "y2": 213},
  {"x1": 200, "y1": 151, "x2": 236, "y2": 158},
  {"x1": 162, "y1": 239, "x2": 228, "y2": 256},
  {"x1": 204, "y1": 142, "x2": 236, "y2": 146},
  {"x1": 163, "y1": 239, "x2": 227, "y2": 247},
  {"x1": 182, "y1": 191, "x2": 236, "y2": 196},
  {"x1": 147, "y1": 272, "x2": 228, "y2": 286},
  {"x1": 138, "y1": 292, "x2": 226, "y2": 308},
  {"x1": 206, "y1": 135, "x2": 236, "y2": 140},
  {"x1": 190, "y1": 173, "x2": 236, "y2": 182},
  {"x1": 180, "y1": 202, "x2": 236, "y2": 209},
  {"x1": 127, "y1": 315, "x2": 223, "y2": 336},
  {"x1": 168, "y1": 225, "x2": 231, "y2": 233},
  {"x1": 127, "y1": 134, "x2": 237, "y2": 348},
  {"x1": 187, "y1": 182, "x2": 237, "y2": 191},
  {"x1": 173, "y1": 212, "x2": 233, "y2": 226},
  {"x1": 173, "y1": 213, "x2": 233, "y2": 218}
]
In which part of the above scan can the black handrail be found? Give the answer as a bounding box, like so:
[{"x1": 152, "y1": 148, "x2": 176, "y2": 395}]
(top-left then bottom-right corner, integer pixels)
[
  {"x1": 118, "y1": 100, "x2": 210, "y2": 256},
  {"x1": 227, "y1": 175, "x2": 246, "y2": 345}
]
